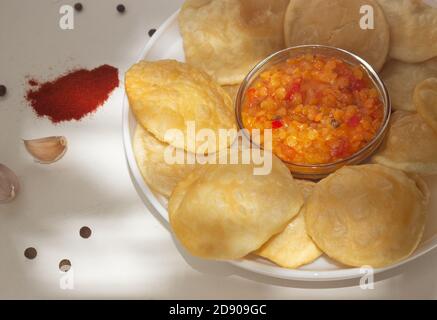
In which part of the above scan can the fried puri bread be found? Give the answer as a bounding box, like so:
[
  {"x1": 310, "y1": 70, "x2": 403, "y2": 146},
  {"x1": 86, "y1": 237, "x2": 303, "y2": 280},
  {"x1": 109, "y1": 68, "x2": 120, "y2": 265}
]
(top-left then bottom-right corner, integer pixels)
[
  {"x1": 126, "y1": 60, "x2": 236, "y2": 154},
  {"x1": 305, "y1": 164, "x2": 428, "y2": 268},
  {"x1": 372, "y1": 111, "x2": 437, "y2": 175},
  {"x1": 381, "y1": 58, "x2": 437, "y2": 111},
  {"x1": 133, "y1": 125, "x2": 197, "y2": 198},
  {"x1": 284, "y1": 0, "x2": 389, "y2": 71},
  {"x1": 179, "y1": 0, "x2": 289, "y2": 85},
  {"x1": 169, "y1": 155, "x2": 304, "y2": 260},
  {"x1": 414, "y1": 78, "x2": 437, "y2": 133},
  {"x1": 377, "y1": 0, "x2": 437, "y2": 63},
  {"x1": 257, "y1": 180, "x2": 322, "y2": 269}
]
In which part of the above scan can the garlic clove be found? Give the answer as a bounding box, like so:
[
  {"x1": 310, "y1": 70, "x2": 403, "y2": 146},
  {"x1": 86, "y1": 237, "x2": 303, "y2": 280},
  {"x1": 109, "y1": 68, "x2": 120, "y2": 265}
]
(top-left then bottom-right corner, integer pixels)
[
  {"x1": 0, "y1": 164, "x2": 20, "y2": 203},
  {"x1": 23, "y1": 136, "x2": 68, "y2": 164}
]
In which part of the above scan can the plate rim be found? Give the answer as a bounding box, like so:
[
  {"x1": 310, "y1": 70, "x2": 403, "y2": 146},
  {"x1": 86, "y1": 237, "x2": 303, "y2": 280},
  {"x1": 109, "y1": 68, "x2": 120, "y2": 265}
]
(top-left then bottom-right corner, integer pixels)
[{"x1": 121, "y1": 10, "x2": 437, "y2": 282}]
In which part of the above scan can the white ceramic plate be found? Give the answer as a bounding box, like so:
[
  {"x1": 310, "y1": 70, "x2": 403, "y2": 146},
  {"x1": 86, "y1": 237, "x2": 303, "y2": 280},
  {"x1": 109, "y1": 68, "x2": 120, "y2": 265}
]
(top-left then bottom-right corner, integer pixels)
[{"x1": 122, "y1": 11, "x2": 437, "y2": 281}]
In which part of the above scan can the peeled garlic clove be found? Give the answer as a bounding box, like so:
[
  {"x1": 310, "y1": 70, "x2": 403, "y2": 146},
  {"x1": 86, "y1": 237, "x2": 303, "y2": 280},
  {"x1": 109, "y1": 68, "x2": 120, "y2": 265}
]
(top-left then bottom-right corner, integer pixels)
[
  {"x1": 0, "y1": 164, "x2": 20, "y2": 203},
  {"x1": 23, "y1": 136, "x2": 68, "y2": 164}
]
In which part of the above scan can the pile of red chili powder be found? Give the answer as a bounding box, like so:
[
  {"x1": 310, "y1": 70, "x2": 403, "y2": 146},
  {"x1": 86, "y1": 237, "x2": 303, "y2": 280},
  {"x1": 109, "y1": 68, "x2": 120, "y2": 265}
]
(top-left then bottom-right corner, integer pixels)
[{"x1": 26, "y1": 65, "x2": 119, "y2": 123}]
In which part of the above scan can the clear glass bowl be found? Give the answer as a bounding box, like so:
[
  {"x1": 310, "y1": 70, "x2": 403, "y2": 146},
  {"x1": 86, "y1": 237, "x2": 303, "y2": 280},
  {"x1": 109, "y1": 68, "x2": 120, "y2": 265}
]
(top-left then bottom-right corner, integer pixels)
[{"x1": 235, "y1": 45, "x2": 391, "y2": 180}]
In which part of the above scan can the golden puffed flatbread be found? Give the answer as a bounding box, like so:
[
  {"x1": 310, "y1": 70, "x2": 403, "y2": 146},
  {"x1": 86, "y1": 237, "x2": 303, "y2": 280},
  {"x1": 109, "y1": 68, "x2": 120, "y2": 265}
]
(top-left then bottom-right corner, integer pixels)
[
  {"x1": 305, "y1": 164, "x2": 429, "y2": 268},
  {"x1": 380, "y1": 58, "x2": 437, "y2": 111},
  {"x1": 377, "y1": 0, "x2": 437, "y2": 63},
  {"x1": 179, "y1": 0, "x2": 289, "y2": 85},
  {"x1": 133, "y1": 125, "x2": 197, "y2": 198},
  {"x1": 126, "y1": 60, "x2": 236, "y2": 154},
  {"x1": 372, "y1": 111, "x2": 437, "y2": 175},
  {"x1": 284, "y1": 0, "x2": 390, "y2": 71},
  {"x1": 256, "y1": 180, "x2": 322, "y2": 269},
  {"x1": 295, "y1": 180, "x2": 316, "y2": 200},
  {"x1": 169, "y1": 155, "x2": 304, "y2": 260},
  {"x1": 414, "y1": 78, "x2": 437, "y2": 133}
]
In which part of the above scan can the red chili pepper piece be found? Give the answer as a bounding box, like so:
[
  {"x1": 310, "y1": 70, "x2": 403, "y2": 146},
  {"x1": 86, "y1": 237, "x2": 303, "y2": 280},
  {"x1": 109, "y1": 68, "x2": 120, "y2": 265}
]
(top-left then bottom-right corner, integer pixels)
[{"x1": 272, "y1": 119, "x2": 283, "y2": 129}]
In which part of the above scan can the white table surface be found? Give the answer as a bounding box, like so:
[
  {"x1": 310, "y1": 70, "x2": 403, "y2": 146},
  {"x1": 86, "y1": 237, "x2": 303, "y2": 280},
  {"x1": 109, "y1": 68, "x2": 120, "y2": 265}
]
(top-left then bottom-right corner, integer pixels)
[{"x1": 0, "y1": 0, "x2": 436, "y2": 299}]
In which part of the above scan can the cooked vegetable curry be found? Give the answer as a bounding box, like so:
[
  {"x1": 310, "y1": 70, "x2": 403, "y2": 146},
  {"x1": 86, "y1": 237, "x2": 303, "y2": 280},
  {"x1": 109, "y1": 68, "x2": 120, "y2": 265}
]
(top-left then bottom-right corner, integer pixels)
[{"x1": 242, "y1": 54, "x2": 384, "y2": 164}]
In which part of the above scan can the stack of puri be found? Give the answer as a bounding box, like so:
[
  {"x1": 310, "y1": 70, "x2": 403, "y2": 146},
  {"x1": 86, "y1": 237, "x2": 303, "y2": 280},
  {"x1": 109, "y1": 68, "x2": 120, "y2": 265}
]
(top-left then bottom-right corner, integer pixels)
[{"x1": 124, "y1": 0, "x2": 437, "y2": 269}]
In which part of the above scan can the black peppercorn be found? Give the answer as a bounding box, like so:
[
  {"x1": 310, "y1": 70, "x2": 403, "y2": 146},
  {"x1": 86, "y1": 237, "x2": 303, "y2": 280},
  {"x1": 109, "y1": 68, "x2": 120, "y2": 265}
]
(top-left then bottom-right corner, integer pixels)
[
  {"x1": 117, "y1": 4, "x2": 126, "y2": 13},
  {"x1": 80, "y1": 226, "x2": 92, "y2": 239},
  {"x1": 59, "y1": 259, "x2": 72, "y2": 272},
  {"x1": 0, "y1": 85, "x2": 6, "y2": 97},
  {"x1": 24, "y1": 247, "x2": 37, "y2": 260},
  {"x1": 148, "y1": 28, "x2": 156, "y2": 37},
  {"x1": 74, "y1": 3, "x2": 83, "y2": 12}
]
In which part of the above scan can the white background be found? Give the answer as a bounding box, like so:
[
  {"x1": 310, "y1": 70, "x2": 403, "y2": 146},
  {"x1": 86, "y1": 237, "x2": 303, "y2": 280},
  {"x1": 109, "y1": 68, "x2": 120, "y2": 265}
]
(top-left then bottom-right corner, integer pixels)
[{"x1": 0, "y1": 0, "x2": 436, "y2": 299}]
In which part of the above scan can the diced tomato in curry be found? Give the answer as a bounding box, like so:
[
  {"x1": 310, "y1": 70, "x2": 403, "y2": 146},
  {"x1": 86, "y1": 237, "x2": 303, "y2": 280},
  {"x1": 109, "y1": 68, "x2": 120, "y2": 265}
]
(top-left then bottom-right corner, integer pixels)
[{"x1": 242, "y1": 54, "x2": 384, "y2": 164}]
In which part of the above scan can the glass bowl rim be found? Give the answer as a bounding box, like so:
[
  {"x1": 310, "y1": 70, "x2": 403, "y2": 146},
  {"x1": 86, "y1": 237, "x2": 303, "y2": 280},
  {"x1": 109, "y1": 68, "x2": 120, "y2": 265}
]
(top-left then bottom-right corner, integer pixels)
[{"x1": 235, "y1": 44, "x2": 392, "y2": 169}]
